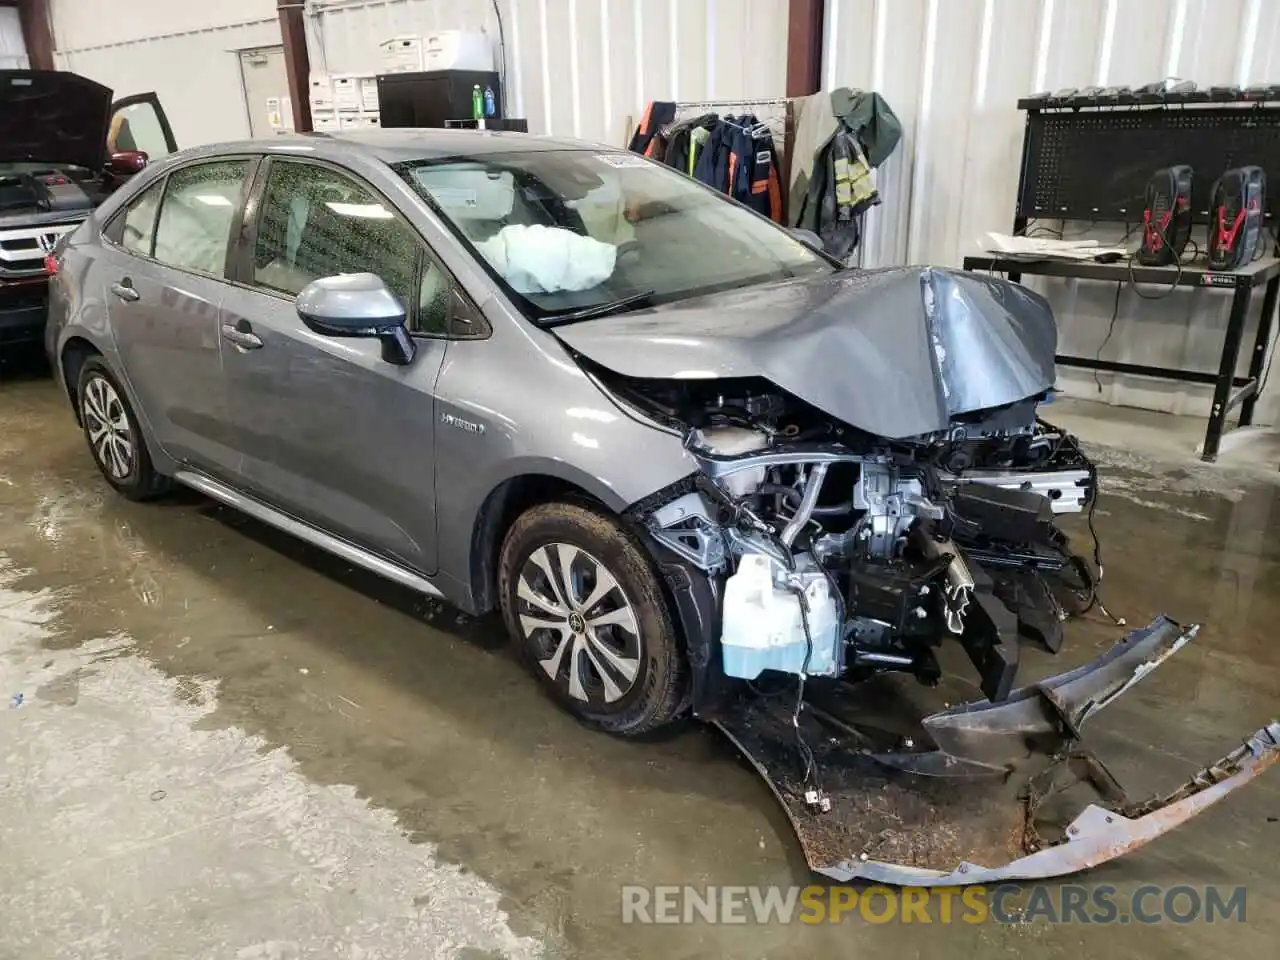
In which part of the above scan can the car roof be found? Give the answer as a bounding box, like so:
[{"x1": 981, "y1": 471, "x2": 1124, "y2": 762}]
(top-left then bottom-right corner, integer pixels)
[{"x1": 208, "y1": 128, "x2": 614, "y2": 165}]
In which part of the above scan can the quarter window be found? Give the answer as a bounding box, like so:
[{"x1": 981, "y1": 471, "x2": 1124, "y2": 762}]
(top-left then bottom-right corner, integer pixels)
[
  {"x1": 153, "y1": 161, "x2": 249, "y2": 276},
  {"x1": 119, "y1": 180, "x2": 163, "y2": 256}
]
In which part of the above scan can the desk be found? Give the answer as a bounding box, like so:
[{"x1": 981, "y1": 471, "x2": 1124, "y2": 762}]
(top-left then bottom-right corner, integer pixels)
[{"x1": 961, "y1": 255, "x2": 1280, "y2": 462}]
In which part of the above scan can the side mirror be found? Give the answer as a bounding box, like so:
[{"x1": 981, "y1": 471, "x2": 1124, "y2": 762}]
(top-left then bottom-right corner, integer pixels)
[
  {"x1": 789, "y1": 227, "x2": 825, "y2": 253},
  {"x1": 107, "y1": 150, "x2": 149, "y2": 176},
  {"x1": 296, "y1": 273, "x2": 416, "y2": 366}
]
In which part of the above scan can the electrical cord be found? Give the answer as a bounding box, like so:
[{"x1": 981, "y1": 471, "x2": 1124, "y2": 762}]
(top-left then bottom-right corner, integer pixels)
[
  {"x1": 1094, "y1": 281, "x2": 1124, "y2": 394},
  {"x1": 490, "y1": 0, "x2": 508, "y2": 112}
]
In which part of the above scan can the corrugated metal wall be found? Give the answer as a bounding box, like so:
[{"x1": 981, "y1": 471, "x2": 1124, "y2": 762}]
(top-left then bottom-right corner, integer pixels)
[
  {"x1": 50, "y1": 0, "x2": 281, "y2": 146},
  {"x1": 309, "y1": 0, "x2": 789, "y2": 145},
  {"x1": 0, "y1": 7, "x2": 28, "y2": 69},
  {"x1": 827, "y1": 0, "x2": 1280, "y2": 425}
]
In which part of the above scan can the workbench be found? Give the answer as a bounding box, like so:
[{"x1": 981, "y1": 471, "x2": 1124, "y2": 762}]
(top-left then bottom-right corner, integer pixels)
[{"x1": 961, "y1": 254, "x2": 1280, "y2": 462}]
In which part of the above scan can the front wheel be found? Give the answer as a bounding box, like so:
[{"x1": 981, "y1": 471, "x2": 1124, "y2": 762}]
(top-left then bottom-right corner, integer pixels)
[{"x1": 497, "y1": 502, "x2": 688, "y2": 735}]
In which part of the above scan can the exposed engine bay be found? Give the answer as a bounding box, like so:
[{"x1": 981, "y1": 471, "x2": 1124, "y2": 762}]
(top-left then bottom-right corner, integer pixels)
[
  {"x1": 561, "y1": 264, "x2": 1277, "y2": 886},
  {"x1": 616, "y1": 373, "x2": 1096, "y2": 704}
]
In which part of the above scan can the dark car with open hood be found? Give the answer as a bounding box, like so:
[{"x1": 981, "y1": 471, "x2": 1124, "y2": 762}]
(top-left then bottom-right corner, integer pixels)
[{"x1": 0, "y1": 69, "x2": 174, "y2": 351}]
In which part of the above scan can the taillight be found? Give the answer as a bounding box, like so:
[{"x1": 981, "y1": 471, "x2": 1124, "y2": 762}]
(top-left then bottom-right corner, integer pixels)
[{"x1": 44, "y1": 254, "x2": 59, "y2": 276}]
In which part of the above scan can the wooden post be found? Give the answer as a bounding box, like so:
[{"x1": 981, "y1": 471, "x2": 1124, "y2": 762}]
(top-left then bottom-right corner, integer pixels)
[
  {"x1": 277, "y1": 0, "x2": 313, "y2": 133},
  {"x1": 785, "y1": 0, "x2": 824, "y2": 98},
  {"x1": 16, "y1": 0, "x2": 55, "y2": 70}
]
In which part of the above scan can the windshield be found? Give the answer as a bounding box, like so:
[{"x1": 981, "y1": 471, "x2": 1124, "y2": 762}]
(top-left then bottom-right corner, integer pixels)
[{"x1": 399, "y1": 150, "x2": 835, "y2": 322}]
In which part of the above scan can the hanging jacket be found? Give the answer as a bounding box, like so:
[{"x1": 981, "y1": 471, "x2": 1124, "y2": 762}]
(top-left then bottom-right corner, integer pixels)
[
  {"x1": 729, "y1": 119, "x2": 784, "y2": 222},
  {"x1": 693, "y1": 121, "x2": 732, "y2": 193},
  {"x1": 628, "y1": 101, "x2": 677, "y2": 158},
  {"x1": 662, "y1": 114, "x2": 718, "y2": 176},
  {"x1": 797, "y1": 123, "x2": 879, "y2": 260}
]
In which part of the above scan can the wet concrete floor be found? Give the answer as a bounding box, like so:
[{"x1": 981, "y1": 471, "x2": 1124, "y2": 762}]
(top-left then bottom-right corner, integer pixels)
[{"x1": 1, "y1": 354, "x2": 1277, "y2": 958}]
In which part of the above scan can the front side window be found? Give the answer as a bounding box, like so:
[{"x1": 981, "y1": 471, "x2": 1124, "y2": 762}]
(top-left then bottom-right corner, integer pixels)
[
  {"x1": 251, "y1": 160, "x2": 423, "y2": 319},
  {"x1": 118, "y1": 180, "x2": 164, "y2": 256},
  {"x1": 399, "y1": 150, "x2": 835, "y2": 323},
  {"x1": 153, "y1": 160, "x2": 249, "y2": 276}
]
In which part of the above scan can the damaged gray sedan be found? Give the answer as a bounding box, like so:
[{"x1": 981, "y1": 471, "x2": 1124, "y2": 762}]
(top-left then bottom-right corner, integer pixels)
[{"x1": 46, "y1": 130, "x2": 1278, "y2": 885}]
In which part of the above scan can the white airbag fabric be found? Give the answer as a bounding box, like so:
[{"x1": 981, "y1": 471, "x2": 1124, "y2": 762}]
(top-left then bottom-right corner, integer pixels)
[{"x1": 477, "y1": 224, "x2": 616, "y2": 294}]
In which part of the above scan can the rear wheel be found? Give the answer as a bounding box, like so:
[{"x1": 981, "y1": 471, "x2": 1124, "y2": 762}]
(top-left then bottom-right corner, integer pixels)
[
  {"x1": 498, "y1": 502, "x2": 687, "y2": 735},
  {"x1": 77, "y1": 358, "x2": 171, "y2": 501}
]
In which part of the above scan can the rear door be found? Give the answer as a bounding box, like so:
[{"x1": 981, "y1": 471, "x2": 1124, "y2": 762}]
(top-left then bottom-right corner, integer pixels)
[
  {"x1": 99, "y1": 157, "x2": 256, "y2": 475},
  {"x1": 219, "y1": 157, "x2": 451, "y2": 574}
]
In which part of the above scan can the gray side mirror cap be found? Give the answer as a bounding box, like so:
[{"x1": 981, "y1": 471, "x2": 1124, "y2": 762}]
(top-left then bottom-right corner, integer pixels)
[{"x1": 296, "y1": 273, "x2": 415, "y2": 365}]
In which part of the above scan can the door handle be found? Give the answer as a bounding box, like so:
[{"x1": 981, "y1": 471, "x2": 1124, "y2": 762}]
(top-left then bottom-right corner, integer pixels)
[
  {"x1": 110, "y1": 279, "x2": 140, "y2": 302},
  {"x1": 221, "y1": 322, "x2": 263, "y2": 350}
]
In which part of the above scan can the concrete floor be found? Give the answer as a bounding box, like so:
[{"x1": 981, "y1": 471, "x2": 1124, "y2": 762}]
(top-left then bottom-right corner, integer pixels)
[{"x1": 1, "y1": 351, "x2": 1278, "y2": 958}]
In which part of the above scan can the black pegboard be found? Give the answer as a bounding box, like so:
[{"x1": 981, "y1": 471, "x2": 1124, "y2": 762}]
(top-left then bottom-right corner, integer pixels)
[{"x1": 1016, "y1": 104, "x2": 1280, "y2": 224}]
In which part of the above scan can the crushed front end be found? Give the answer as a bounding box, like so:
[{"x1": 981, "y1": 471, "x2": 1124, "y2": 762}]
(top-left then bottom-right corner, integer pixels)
[{"x1": 611, "y1": 375, "x2": 1278, "y2": 883}]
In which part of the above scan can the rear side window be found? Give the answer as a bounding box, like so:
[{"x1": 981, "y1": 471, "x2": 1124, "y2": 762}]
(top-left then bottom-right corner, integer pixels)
[
  {"x1": 118, "y1": 181, "x2": 163, "y2": 256},
  {"x1": 153, "y1": 160, "x2": 249, "y2": 276}
]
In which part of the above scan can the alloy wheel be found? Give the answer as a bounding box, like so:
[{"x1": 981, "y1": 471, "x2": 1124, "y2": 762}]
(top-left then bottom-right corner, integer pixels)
[
  {"x1": 515, "y1": 542, "x2": 642, "y2": 704},
  {"x1": 82, "y1": 375, "x2": 134, "y2": 480}
]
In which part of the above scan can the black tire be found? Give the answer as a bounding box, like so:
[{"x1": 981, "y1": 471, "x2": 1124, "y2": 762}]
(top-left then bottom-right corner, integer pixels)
[
  {"x1": 77, "y1": 357, "x2": 172, "y2": 501},
  {"x1": 498, "y1": 501, "x2": 688, "y2": 735}
]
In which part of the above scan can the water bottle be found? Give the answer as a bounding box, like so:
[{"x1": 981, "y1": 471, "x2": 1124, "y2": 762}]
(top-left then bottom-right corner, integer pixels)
[
  {"x1": 471, "y1": 84, "x2": 483, "y2": 120},
  {"x1": 483, "y1": 85, "x2": 496, "y2": 117}
]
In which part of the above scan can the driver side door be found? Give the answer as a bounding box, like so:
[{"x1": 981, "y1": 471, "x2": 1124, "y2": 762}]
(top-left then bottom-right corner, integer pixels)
[{"x1": 219, "y1": 157, "x2": 454, "y2": 574}]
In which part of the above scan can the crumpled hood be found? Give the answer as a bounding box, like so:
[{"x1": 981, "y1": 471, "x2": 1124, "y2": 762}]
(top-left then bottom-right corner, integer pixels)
[
  {"x1": 554, "y1": 266, "x2": 1057, "y2": 439},
  {"x1": 0, "y1": 70, "x2": 113, "y2": 169}
]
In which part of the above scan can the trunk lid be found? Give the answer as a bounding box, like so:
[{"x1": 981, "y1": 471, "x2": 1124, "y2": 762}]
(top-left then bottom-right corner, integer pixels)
[{"x1": 553, "y1": 266, "x2": 1058, "y2": 439}]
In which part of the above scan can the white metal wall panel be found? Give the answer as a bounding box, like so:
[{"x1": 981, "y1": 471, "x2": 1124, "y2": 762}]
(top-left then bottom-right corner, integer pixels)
[
  {"x1": 50, "y1": 0, "x2": 279, "y2": 52},
  {"x1": 310, "y1": 0, "x2": 788, "y2": 146},
  {"x1": 56, "y1": 20, "x2": 283, "y2": 147},
  {"x1": 0, "y1": 8, "x2": 28, "y2": 69},
  {"x1": 827, "y1": 0, "x2": 1280, "y2": 425}
]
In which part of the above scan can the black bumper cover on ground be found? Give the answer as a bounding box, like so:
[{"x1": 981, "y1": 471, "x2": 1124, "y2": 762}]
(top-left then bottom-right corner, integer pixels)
[{"x1": 717, "y1": 616, "x2": 1280, "y2": 885}]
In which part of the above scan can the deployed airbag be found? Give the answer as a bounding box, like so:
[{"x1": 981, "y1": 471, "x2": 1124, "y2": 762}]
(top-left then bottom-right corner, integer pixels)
[{"x1": 477, "y1": 224, "x2": 617, "y2": 295}]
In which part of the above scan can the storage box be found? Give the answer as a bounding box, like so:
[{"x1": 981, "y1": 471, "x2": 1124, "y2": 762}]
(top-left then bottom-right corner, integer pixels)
[
  {"x1": 380, "y1": 36, "x2": 424, "y2": 73},
  {"x1": 308, "y1": 73, "x2": 333, "y2": 109},
  {"x1": 338, "y1": 114, "x2": 380, "y2": 129},
  {"x1": 422, "y1": 30, "x2": 492, "y2": 72},
  {"x1": 359, "y1": 76, "x2": 380, "y2": 112},
  {"x1": 332, "y1": 75, "x2": 362, "y2": 112},
  {"x1": 313, "y1": 113, "x2": 341, "y2": 131}
]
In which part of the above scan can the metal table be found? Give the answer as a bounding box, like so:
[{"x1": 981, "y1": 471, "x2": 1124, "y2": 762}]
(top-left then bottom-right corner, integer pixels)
[{"x1": 961, "y1": 255, "x2": 1280, "y2": 462}]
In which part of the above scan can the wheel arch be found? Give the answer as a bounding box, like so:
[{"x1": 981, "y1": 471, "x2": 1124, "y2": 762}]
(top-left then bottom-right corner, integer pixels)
[
  {"x1": 468, "y1": 472, "x2": 608, "y2": 614},
  {"x1": 59, "y1": 336, "x2": 103, "y2": 424}
]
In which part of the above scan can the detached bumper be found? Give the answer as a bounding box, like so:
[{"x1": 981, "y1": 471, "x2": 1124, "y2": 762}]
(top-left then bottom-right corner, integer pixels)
[{"x1": 717, "y1": 617, "x2": 1279, "y2": 886}]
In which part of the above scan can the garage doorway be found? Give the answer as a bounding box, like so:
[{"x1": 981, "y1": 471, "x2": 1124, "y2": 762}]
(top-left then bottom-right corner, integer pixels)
[{"x1": 238, "y1": 45, "x2": 290, "y2": 137}]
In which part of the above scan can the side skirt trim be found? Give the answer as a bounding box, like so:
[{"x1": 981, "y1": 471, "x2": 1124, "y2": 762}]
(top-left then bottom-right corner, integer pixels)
[{"x1": 173, "y1": 469, "x2": 445, "y2": 599}]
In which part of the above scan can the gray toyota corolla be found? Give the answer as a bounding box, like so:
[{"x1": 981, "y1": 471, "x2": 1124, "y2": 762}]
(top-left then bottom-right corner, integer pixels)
[{"x1": 45, "y1": 129, "x2": 1278, "y2": 884}]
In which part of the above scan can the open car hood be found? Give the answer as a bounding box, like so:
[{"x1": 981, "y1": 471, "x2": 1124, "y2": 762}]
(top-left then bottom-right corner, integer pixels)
[
  {"x1": 0, "y1": 70, "x2": 112, "y2": 170},
  {"x1": 553, "y1": 267, "x2": 1058, "y2": 438}
]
